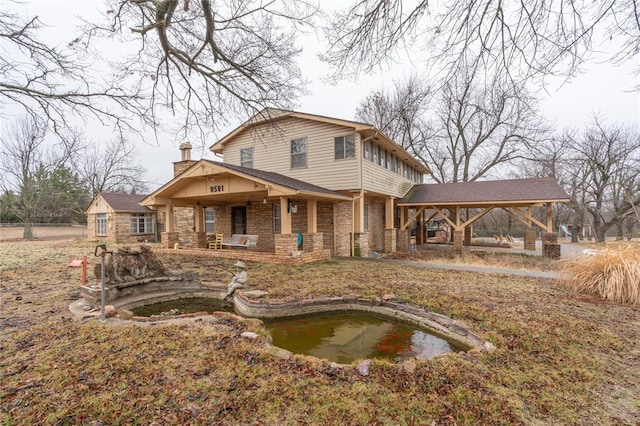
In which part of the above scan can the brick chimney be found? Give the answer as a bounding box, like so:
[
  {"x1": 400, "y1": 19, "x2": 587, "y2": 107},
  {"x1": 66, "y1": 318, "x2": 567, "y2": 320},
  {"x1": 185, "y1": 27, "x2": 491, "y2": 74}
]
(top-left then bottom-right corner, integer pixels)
[{"x1": 173, "y1": 142, "x2": 197, "y2": 177}]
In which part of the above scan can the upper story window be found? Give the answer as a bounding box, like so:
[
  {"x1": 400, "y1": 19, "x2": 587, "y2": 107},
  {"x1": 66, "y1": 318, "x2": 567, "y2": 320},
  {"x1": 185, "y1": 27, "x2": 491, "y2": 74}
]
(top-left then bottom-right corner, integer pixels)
[
  {"x1": 240, "y1": 147, "x2": 253, "y2": 168},
  {"x1": 334, "y1": 134, "x2": 356, "y2": 160},
  {"x1": 131, "y1": 213, "x2": 153, "y2": 234},
  {"x1": 290, "y1": 138, "x2": 307, "y2": 168}
]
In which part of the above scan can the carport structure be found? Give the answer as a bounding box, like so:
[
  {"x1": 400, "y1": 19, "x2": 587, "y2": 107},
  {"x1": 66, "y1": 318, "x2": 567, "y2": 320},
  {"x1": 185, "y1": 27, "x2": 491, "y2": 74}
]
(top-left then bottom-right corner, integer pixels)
[{"x1": 397, "y1": 178, "x2": 570, "y2": 252}]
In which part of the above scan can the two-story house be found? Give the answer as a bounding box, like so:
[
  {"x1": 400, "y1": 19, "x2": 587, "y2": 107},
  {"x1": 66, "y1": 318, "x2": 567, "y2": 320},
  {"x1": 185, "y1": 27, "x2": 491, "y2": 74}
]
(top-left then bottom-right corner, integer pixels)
[{"x1": 140, "y1": 108, "x2": 429, "y2": 261}]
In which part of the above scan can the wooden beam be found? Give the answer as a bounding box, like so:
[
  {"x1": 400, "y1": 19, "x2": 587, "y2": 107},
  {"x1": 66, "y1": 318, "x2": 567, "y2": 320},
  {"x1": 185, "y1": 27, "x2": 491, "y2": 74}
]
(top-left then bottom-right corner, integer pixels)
[
  {"x1": 401, "y1": 206, "x2": 426, "y2": 230},
  {"x1": 461, "y1": 206, "x2": 496, "y2": 228},
  {"x1": 502, "y1": 206, "x2": 547, "y2": 230},
  {"x1": 432, "y1": 206, "x2": 458, "y2": 230}
]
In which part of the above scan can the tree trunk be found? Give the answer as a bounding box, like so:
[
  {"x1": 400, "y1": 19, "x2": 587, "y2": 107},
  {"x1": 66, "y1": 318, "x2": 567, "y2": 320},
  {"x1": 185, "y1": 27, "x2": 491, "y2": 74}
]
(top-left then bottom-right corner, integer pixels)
[{"x1": 23, "y1": 222, "x2": 33, "y2": 239}]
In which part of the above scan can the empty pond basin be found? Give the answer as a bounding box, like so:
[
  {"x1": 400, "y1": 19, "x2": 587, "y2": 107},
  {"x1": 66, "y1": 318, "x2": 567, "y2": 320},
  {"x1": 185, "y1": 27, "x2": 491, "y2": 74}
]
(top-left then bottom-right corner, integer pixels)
[
  {"x1": 130, "y1": 297, "x2": 233, "y2": 317},
  {"x1": 263, "y1": 311, "x2": 465, "y2": 364}
]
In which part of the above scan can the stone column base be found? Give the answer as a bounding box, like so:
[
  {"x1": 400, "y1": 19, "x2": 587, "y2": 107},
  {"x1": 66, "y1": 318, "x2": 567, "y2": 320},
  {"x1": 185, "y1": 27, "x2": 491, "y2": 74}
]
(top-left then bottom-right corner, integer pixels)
[
  {"x1": 275, "y1": 234, "x2": 298, "y2": 256},
  {"x1": 453, "y1": 229, "x2": 464, "y2": 253},
  {"x1": 524, "y1": 227, "x2": 536, "y2": 251},
  {"x1": 353, "y1": 232, "x2": 370, "y2": 257},
  {"x1": 162, "y1": 232, "x2": 179, "y2": 249},
  {"x1": 303, "y1": 233, "x2": 324, "y2": 252},
  {"x1": 384, "y1": 229, "x2": 397, "y2": 253},
  {"x1": 397, "y1": 229, "x2": 410, "y2": 252}
]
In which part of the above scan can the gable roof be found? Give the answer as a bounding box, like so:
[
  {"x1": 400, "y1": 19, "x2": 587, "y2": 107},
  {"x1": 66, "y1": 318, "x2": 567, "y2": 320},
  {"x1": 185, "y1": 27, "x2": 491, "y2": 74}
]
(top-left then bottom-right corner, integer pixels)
[
  {"x1": 209, "y1": 108, "x2": 430, "y2": 174},
  {"x1": 212, "y1": 162, "x2": 351, "y2": 199},
  {"x1": 141, "y1": 159, "x2": 352, "y2": 205},
  {"x1": 398, "y1": 178, "x2": 570, "y2": 206},
  {"x1": 99, "y1": 193, "x2": 152, "y2": 212}
]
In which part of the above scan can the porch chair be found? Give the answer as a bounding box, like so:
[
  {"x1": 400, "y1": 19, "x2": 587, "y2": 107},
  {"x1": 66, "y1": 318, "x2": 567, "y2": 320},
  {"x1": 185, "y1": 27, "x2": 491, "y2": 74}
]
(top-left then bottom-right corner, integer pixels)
[{"x1": 208, "y1": 233, "x2": 223, "y2": 250}]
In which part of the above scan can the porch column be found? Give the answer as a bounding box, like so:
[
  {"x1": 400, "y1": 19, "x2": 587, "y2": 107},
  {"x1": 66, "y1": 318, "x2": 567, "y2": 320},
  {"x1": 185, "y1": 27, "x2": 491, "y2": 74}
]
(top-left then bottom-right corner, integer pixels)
[
  {"x1": 280, "y1": 197, "x2": 292, "y2": 234},
  {"x1": 307, "y1": 199, "x2": 318, "y2": 234},
  {"x1": 162, "y1": 204, "x2": 179, "y2": 248},
  {"x1": 194, "y1": 205, "x2": 206, "y2": 248},
  {"x1": 353, "y1": 194, "x2": 365, "y2": 233},
  {"x1": 385, "y1": 197, "x2": 395, "y2": 229}
]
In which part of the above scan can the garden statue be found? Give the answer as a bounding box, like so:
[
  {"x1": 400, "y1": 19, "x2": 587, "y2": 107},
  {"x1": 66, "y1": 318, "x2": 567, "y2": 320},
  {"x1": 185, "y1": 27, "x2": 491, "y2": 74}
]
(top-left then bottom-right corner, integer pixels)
[{"x1": 224, "y1": 261, "x2": 247, "y2": 299}]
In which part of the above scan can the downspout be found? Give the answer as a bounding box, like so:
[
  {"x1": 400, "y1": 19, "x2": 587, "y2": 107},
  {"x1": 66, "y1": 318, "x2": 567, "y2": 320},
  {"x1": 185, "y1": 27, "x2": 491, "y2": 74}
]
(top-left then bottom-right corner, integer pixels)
[
  {"x1": 351, "y1": 189, "x2": 365, "y2": 257},
  {"x1": 354, "y1": 132, "x2": 376, "y2": 256}
]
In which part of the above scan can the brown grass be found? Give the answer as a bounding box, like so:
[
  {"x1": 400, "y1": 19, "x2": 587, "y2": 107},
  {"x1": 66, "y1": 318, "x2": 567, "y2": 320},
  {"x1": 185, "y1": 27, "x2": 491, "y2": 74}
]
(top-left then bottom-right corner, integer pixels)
[
  {"x1": 561, "y1": 244, "x2": 640, "y2": 304},
  {"x1": 1, "y1": 240, "x2": 639, "y2": 425}
]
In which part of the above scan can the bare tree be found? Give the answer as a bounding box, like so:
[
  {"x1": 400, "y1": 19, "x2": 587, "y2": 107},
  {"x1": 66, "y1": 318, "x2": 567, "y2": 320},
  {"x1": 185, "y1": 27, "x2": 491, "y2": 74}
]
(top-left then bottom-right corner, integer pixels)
[
  {"x1": 357, "y1": 67, "x2": 545, "y2": 183},
  {"x1": 323, "y1": 1, "x2": 640, "y2": 84},
  {"x1": 355, "y1": 75, "x2": 435, "y2": 165},
  {"x1": 523, "y1": 117, "x2": 640, "y2": 243},
  {"x1": 81, "y1": 0, "x2": 318, "y2": 138},
  {"x1": 0, "y1": 7, "x2": 148, "y2": 136},
  {"x1": 0, "y1": 116, "x2": 81, "y2": 238},
  {"x1": 76, "y1": 137, "x2": 149, "y2": 197}
]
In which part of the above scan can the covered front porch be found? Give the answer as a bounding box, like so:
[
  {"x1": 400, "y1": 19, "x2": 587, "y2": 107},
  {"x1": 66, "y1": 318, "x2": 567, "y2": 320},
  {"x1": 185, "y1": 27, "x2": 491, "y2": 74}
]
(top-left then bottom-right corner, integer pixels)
[{"x1": 141, "y1": 160, "x2": 353, "y2": 261}]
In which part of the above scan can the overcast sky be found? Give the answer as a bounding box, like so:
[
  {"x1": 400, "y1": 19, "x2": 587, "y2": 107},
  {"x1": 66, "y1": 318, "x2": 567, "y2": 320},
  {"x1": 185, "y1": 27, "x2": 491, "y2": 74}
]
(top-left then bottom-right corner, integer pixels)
[{"x1": 6, "y1": 0, "x2": 640, "y2": 189}]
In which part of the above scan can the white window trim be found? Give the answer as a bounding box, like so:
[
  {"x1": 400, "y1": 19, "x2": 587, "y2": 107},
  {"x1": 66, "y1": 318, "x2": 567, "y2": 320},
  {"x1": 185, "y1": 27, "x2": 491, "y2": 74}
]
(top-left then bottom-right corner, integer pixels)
[{"x1": 290, "y1": 137, "x2": 307, "y2": 169}]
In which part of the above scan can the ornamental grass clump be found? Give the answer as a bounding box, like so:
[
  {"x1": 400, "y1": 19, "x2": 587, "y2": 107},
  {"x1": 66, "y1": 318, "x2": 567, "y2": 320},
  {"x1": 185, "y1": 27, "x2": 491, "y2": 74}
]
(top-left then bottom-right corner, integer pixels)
[{"x1": 561, "y1": 244, "x2": 640, "y2": 304}]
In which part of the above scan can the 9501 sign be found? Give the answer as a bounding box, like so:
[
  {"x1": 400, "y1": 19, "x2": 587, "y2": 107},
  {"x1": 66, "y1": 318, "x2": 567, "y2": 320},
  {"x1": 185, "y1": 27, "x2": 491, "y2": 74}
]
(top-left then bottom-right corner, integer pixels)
[{"x1": 209, "y1": 184, "x2": 224, "y2": 193}]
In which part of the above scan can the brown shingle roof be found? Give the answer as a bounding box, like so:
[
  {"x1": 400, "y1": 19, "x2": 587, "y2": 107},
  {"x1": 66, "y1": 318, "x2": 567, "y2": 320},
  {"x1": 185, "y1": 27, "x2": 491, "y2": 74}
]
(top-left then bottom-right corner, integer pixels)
[
  {"x1": 398, "y1": 178, "x2": 570, "y2": 205},
  {"x1": 100, "y1": 193, "x2": 152, "y2": 212}
]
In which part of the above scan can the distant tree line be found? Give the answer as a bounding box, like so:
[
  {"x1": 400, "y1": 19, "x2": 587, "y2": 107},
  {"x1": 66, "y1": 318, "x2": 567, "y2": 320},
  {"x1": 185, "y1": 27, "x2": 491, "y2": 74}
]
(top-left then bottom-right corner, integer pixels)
[{"x1": 0, "y1": 116, "x2": 148, "y2": 238}]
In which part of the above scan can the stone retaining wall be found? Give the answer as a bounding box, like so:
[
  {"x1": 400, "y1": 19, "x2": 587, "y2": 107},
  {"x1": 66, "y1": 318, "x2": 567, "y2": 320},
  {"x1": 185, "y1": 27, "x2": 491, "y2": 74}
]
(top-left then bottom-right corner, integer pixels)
[{"x1": 233, "y1": 291, "x2": 492, "y2": 352}]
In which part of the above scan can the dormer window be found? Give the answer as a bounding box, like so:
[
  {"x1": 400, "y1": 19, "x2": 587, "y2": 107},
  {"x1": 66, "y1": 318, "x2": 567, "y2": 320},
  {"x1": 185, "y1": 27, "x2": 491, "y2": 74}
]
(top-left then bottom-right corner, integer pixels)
[{"x1": 334, "y1": 134, "x2": 355, "y2": 160}]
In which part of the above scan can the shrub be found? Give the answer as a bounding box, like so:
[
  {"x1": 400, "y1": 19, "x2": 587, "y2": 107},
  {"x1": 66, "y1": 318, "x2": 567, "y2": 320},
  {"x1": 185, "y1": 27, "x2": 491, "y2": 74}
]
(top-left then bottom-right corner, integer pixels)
[{"x1": 561, "y1": 244, "x2": 640, "y2": 304}]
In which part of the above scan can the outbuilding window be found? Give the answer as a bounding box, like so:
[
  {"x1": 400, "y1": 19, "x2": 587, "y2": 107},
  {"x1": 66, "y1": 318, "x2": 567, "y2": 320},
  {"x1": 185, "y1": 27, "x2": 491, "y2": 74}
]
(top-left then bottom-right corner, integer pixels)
[{"x1": 96, "y1": 214, "x2": 107, "y2": 236}]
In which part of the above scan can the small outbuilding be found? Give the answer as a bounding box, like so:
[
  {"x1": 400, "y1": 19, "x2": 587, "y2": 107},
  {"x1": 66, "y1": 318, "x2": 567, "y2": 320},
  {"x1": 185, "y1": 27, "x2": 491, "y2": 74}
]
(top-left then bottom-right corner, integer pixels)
[{"x1": 86, "y1": 192, "x2": 157, "y2": 243}]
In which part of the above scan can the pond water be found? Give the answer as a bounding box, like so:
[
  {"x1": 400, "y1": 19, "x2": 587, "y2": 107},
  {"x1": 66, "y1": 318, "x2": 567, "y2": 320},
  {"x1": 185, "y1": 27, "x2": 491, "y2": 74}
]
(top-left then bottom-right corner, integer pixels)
[
  {"x1": 263, "y1": 311, "x2": 465, "y2": 364},
  {"x1": 130, "y1": 297, "x2": 233, "y2": 317}
]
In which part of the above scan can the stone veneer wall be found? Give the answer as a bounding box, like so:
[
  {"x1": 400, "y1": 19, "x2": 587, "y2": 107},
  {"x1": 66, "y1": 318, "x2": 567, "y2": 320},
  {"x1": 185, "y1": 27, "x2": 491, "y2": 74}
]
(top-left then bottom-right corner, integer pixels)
[
  {"x1": 333, "y1": 201, "x2": 352, "y2": 257},
  {"x1": 367, "y1": 200, "x2": 385, "y2": 252},
  {"x1": 317, "y1": 201, "x2": 335, "y2": 255},
  {"x1": 174, "y1": 207, "x2": 196, "y2": 247}
]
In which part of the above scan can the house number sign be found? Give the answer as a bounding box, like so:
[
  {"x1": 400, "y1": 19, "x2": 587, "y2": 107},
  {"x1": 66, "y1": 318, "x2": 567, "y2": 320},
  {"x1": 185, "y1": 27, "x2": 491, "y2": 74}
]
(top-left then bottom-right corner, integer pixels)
[{"x1": 210, "y1": 184, "x2": 225, "y2": 193}]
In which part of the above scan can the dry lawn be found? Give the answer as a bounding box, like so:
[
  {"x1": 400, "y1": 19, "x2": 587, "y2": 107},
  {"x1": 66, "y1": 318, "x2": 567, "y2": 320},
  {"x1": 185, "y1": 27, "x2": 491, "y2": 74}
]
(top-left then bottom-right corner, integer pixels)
[{"x1": 1, "y1": 240, "x2": 639, "y2": 425}]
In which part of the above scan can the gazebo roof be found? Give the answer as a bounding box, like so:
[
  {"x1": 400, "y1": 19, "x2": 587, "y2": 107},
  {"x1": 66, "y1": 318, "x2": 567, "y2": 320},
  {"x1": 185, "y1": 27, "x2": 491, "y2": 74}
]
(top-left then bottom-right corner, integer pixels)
[{"x1": 398, "y1": 178, "x2": 570, "y2": 207}]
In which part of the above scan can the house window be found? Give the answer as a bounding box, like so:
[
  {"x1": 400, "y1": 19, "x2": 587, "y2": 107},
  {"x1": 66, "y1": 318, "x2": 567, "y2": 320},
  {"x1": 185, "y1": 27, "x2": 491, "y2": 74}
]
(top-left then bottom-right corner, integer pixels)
[
  {"x1": 96, "y1": 213, "x2": 107, "y2": 236},
  {"x1": 273, "y1": 203, "x2": 281, "y2": 233},
  {"x1": 378, "y1": 147, "x2": 385, "y2": 167},
  {"x1": 363, "y1": 140, "x2": 371, "y2": 161},
  {"x1": 131, "y1": 213, "x2": 153, "y2": 234},
  {"x1": 240, "y1": 147, "x2": 253, "y2": 168},
  {"x1": 334, "y1": 135, "x2": 356, "y2": 160},
  {"x1": 290, "y1": 138, "x2": 307, "y2": 168},
  {"x1": 372, "y1": 143, "x2": 378, "y2": 164},
  {"x1": 205, "y1": 209, "x2": 215, "y2": 234}
]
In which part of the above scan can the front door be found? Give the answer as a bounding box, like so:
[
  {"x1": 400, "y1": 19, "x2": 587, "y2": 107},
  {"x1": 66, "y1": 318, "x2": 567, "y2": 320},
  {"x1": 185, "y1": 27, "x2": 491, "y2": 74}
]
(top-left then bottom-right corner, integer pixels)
[{"x1": 232, "y1": 206, "x2": 247, "y2": 235}]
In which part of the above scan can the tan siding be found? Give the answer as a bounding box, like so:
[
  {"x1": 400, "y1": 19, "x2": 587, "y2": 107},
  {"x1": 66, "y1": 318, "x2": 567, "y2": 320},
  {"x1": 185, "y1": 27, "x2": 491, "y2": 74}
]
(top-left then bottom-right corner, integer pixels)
[
  {"x1": 362, "y1": 161, "x2": 414, "y2": 198},
  {"x1": 222, "y1": 117, "x2": 361, "y2": 191}
]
